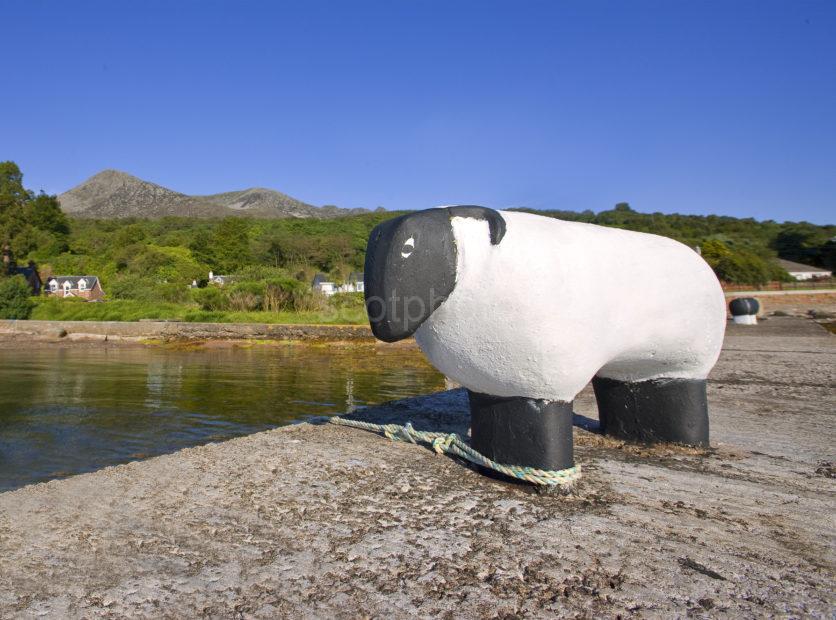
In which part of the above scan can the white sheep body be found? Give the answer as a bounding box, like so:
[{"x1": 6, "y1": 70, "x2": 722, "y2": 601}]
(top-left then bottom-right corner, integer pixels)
[{"x1": 414, "y1": 211, "x2": 726, "y2": 402}]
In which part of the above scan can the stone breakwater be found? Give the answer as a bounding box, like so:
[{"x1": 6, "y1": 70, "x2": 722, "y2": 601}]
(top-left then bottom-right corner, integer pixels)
[
  {"x1": 0, "y1": 317, "x2": 833, "y2": 617},
  {"x1": 0, "y1": 319, "x2": 375, "y2": 343}
]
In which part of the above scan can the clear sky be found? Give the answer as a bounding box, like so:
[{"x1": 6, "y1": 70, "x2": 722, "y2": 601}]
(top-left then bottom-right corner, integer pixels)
[{"x1": 3, "y1": 1, "x2": 834, "y2": 224}]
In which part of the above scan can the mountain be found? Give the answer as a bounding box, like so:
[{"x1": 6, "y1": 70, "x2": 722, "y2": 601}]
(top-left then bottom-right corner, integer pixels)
[{"x1": 58, "y1": 170, "x2": 368, "y2": 219}]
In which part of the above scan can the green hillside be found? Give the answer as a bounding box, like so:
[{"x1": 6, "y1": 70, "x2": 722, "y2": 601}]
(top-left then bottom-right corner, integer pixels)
[{"x1": 1, "y1": 161, "x2": 833, "y2": 321}]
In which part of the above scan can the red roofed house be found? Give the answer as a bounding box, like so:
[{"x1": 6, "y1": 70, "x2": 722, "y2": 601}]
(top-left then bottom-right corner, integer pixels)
[{"x1": 46, "y1": 276, "x2": 105, "y2": 300}]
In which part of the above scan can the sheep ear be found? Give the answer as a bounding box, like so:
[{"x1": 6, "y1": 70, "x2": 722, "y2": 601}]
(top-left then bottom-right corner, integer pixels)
[{"x1": 445, "y1": 206, "x2": 507, "y2": 245}]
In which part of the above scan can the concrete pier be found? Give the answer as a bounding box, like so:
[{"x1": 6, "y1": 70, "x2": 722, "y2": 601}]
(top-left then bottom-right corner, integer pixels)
[{"x1": 0, "y1": 317, "x2": 833, "y2": 617}]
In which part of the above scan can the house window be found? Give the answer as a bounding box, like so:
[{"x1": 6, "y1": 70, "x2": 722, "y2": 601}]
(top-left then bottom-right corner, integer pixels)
[
  {"x1": 78, "y1": 279, "x2": 87, "y2": 291},
  {"x1": 63, "y1": 281, "x2": 71, "y2": 293},
  {"x1": 49, "y1": 280, "x2": 58, "y2": 292}
]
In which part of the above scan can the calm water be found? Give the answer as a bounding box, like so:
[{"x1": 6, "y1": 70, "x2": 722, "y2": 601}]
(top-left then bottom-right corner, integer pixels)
[{"x1": 0, "y1": 343, "x2": 445, "y2": 492}]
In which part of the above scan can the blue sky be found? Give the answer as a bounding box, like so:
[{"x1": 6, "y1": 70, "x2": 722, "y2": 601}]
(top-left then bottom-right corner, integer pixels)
[{"x1": 3, "y1": 1, "x2": 834, "y2": 224}]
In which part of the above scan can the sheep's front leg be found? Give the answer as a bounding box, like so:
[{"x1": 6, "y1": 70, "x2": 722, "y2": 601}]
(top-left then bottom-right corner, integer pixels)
[
  {"x1": 592, "y1": 377, "x2": 709, "y2": 446},
  {"x1": 467, "y1": 391, "x2": 574, "y2": 472}
]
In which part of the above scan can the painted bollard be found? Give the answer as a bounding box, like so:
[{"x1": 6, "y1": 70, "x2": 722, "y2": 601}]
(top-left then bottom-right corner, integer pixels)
[
  {"x1": 729, "y1": 297, "x2": 760, "y2": 325},
  {"x1": 363, "y1": 207, "x2": 726, "y2": 475}
]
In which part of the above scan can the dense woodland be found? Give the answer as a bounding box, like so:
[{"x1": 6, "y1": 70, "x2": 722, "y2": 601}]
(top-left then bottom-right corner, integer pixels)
[{"x1": 1, "y1": 161, "x2": 834, "y2": 321}]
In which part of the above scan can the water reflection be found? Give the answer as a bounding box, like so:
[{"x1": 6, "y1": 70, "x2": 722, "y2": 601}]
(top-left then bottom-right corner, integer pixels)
[{"x1": 0, "y1": 343, "x2": 444, "y2": 491}]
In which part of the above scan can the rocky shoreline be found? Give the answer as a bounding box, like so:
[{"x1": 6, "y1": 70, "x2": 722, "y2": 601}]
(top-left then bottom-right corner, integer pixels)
[{"x1": 0, "y1": 319, "x2": 375, "y2": 345}]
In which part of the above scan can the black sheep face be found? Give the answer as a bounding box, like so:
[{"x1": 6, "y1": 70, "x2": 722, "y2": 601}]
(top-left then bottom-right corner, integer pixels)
[
  {"x1": 363, "y1": 206, "x2": 506, "y2": 342},
  {"x1": 364, "y1": 209, "x2": 457, "y2": 342}
]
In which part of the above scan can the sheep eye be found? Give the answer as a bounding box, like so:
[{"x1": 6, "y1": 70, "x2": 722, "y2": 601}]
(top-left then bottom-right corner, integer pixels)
[{"x1": 401, "y1": 237, "x2": 415, "y2": 258}]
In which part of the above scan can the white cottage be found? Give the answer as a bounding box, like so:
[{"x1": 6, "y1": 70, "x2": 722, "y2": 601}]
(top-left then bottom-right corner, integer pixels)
[
  {"x1": 208, "y1": 271, "x2": 235, "y2": 286},
  {"x1": 312, "y1": 272, "x2": 364, "y2": 296},
  {"x1": 46, "y1": 276, "x2": 105, "y2": 300},
  {"x1": 312, "y1": 273, "x2": 336, "y2": 296},
  {"x1": 777, "y1": 259, "x2": 832, "y2": 281}
]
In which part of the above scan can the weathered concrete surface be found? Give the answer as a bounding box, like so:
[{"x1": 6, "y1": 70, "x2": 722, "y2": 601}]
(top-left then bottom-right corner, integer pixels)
[
  {"x1": 0, "y1": 319, "x2": 374, "y2": 343},
  {"x1": 0, "y1": 317, "x2": 833, "y2": 618}
]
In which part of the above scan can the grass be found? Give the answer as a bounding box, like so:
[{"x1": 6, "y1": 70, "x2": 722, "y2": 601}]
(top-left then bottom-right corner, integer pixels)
[
  {"x1": 180, "y1": 308, "x2": 368, "y2": 325},
  {"x1": 31, "y1": 298, "x2": 187, "y2": 322},
  {"x1": 29, "y1": 297, "x2": 368, "y2": 325}
]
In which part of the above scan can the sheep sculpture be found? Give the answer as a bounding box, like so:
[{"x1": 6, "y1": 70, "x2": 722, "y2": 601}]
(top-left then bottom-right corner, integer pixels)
[{"x1": 364, "y1": 206, "x2": 726, "y2": 473}]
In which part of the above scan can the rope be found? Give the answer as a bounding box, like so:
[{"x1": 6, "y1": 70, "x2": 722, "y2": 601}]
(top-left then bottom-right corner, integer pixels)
[{"x1": 328, "y1": 416, "x2": 581, "y2": 487}]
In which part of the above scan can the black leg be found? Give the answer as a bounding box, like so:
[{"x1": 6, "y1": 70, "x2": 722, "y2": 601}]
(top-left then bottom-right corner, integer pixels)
[
  {"x1": 592, "y1": 377, "x2": 709, "y2": 446},
  {"x1": 468, "y1": 391, "x2": 574, "y2": 471}
]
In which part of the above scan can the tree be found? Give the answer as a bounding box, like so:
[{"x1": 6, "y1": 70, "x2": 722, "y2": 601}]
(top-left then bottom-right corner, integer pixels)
[
  {"x1": 700, "y1": 239, "x2": 733, "y2": 263},
  {"x1": 212, "y1": 218, "x2": 250, "y2": 273},
  {"x1": 28, "y1": 193, "x2": 69, "y2": 236},
  {"x1": 112, "y1": 223, "x2": 147, "y2": 248},
  {"x1": 0, "y1": 161, "x2": 28, "y2": 210},
  {"x1": 771, "y1": 224, "x2": 831, "y2": 267},
  {"x1": 188, "y1": 228, "x2": 217, "y2": 269},
  {"x1": 701, "y1": 239, "x2": 788, "y2": 286},
  {"x1": 0, "y1": 275, "x2": 35, "y2": 319},
  {"x1": 253, "y1": 232, "x2": 287, "y2": 267},
  {"x1": 822, "y1": 239, "x2": 836, "y2": 271},
  {"x1": 0, "y1": 162, "x2": 71, "y2": 261}
]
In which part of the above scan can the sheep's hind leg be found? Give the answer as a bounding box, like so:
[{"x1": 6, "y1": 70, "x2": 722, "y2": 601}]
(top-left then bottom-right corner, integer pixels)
[
  {"x1": 592, "y1": 377, "x2": 709, "y2": 446},
  {"x1": 468, "y1": 391, "x2": 574, "y2": 473}
]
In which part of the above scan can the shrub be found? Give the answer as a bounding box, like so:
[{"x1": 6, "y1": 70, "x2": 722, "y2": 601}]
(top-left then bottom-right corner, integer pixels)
[
  {"x1": 191, "y1": 286, "x2": 229, "y2": 311},
  {"x1": 328, "y1": 292, "x2": 364, "y2": 310},
  {"x1": 0, "y1": 276, "x2": 35, "y2": 319},
  {"x1": 108, "y1": 275, "x2": 191, "y2": 303},
  {"x1": 292, "y1": 288, "x2": 326, "y2": 312},
  {"x1": 262, "y1": 277, "x2": 325, "y2": 312},
  {"x1": 263, "y1": 279, "x2": 293, "y2": 312},
  {"x1": 227, "y1": 282, "x2": 264, "y2": 312},
  {"x1": 227, "y1": 291, "x2": 259, "y2": 311}
]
